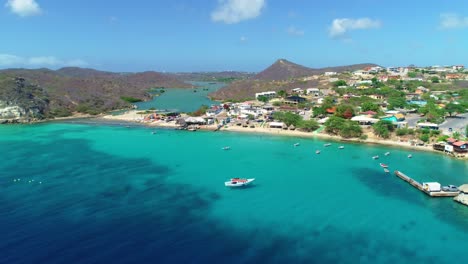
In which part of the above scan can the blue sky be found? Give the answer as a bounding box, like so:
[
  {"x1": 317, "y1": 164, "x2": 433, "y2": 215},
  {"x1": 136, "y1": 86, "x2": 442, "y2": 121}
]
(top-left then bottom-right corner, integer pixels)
[{"x1": 1, "y1": 0, "x2": 468, "y2": 72}]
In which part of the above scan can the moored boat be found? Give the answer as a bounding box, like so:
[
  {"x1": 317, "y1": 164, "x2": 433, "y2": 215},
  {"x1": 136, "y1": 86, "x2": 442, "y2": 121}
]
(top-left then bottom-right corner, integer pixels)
[
  {"x1": 408, "y1": 154, "x2": 412, "y2": 159},
  {"x1": 225, "y1": 178, "x2": 255, "y2": 187},
  {"x1": 338, "y1": 146, "x2": 344, "y2": 149},
  {"x1": 222, "y1": 146, "x2": 231, "y2": 150},
  {"x1": 380, "y1": 163, "x2": 389, "y2": 168},
  {"x1": 384, "y1": 152, "x2": 390, "y2": 156},
  {"x1": 373, "y1": 155, "x2": 379, "y2": 160},
  {"x1": 384, "y1": 168, "x2": 390, "y2": 173},
  {"x1": 324, "y1": 143, "x2": 331, "y2": 147},
  {"x1": 294, "y1": 143, "x2": 300, "y2": 147},
  {"x1": 316, "y1": 150, "x2": 320, "y2": 154}
]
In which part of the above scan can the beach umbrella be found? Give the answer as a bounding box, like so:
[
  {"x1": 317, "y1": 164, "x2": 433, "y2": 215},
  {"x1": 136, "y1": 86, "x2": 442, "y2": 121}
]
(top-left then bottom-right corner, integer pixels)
[{"x1": 459, "y1": 184, "x2": 468, "y2": 194}]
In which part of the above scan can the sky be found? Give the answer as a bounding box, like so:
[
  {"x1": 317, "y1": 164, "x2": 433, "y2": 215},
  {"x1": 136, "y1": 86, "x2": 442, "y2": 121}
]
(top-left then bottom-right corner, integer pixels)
[{"x1": 1, "y1": 0, "x2": 468, "y2": 72}]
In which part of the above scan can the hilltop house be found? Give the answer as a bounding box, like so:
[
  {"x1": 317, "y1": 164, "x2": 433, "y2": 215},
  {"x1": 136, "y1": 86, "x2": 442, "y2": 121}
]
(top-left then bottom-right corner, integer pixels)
[
  {"x1": 445, "y1": 74, "x2": 460, "y2": 80},
  {"x1": 324, "y1": 72, "x2": 337, "y2": 76},
  {"x1": 291, "y1": 88, "x2": 304, "y2": 94}
]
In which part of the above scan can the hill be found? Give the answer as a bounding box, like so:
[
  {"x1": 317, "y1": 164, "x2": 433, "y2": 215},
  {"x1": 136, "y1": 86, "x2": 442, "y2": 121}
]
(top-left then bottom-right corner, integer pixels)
[
  {"x1": 0, "y1": 67, "x2": 192, "y2": 122},
  {"x1": 254, "y1": 59, "x2": 379, "y2": 81},
  {"x1": 210, "y1": 59, "x2": 379, "y2": 100}
]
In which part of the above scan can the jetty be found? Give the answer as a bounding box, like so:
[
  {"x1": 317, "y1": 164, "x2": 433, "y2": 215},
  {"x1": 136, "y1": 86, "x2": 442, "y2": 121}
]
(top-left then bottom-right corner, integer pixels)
[{"x1": 394, "y1": 171, "x2": 460, "y2": 197}]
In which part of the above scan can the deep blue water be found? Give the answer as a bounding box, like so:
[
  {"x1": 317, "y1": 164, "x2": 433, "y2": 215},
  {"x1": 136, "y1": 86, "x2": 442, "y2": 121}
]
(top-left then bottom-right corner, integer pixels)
[{"x1": 0, "y1": 123, "x2": 467, "y2": 264}]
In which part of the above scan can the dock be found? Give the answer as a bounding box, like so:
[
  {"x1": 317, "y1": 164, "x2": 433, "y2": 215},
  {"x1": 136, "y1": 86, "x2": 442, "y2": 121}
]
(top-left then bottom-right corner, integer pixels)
[{"x1": 394, "y1": 171, "x2": 460, "y2": 197}]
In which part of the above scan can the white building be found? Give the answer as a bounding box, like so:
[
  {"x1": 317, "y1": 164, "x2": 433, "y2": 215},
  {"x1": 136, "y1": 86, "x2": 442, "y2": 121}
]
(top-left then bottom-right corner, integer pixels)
[
  {"x1": 291, "y1": 88, "x2": 303, "y2": 94},
  {"x1": 306, "y1": 88, "x2": 320, "y2": 96},
  {"x1": 324, "y1": 72, "x2": 337, "y2": 76},
  {"x1": 255, "y1": 91, "x2": 276, "y2": 99}
]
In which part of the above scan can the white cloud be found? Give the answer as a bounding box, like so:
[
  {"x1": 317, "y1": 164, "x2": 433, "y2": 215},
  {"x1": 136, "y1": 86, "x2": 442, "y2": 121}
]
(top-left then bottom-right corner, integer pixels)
[
  {"x1": 5, "y1": 0, "x2": 42, "y2": 17},
  {"x1": 240, "y1": 36, "x2": 248, "y2": 42},
  {"x1": 0, "y1": 54, "x2": 88, "y2": 68},
  {"x1": 329, "y1": 18, "x2": 381, "y2": 37},
  {"x1": 211, "y1": 0, "x2": 266, "y2": 24},
  {"x1": 287, "y1": 26, "x2": 304, "y2": 36},
  {"x1": 439, "y1": 13, "x2": 468, "y2": 29}
]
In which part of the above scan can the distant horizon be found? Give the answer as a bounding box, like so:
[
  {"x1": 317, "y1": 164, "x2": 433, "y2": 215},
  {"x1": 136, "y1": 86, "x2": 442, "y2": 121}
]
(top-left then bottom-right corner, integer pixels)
[
  {"x1": 2, "y1": 0, "x2": 468, "y2": 72},
  {"x1": 0, "y1": 59, "x2": 465, "y2": 74}
]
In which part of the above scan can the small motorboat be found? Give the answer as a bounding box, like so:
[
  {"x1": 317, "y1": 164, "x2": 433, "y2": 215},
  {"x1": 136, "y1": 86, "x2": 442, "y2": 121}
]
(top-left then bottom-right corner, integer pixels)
[
  {"x1": 151, "y1": 131, "x2": 156, "y2": 134},
  {"x1": 373, "y1": 156, "x2": 379, "y2": 160},
  {"x1": 225, "y1": 178, "x2": 255, "y2": 187},
  {"x1": 222, "y1": 146, "x2": 231, "y2": 150},
  {"x1": 407, "y1": 154, "x2": 412, "y2": 159},
  {"x1": 380, "y1": 163, "x2": 389, "y2": 168},
  {"x1": 316, "y1": 150, "x2": 321, "y2": 154},
  {"x1": 294, "y1": 143, "x2": 300, "y2": 147},
  {"x1": 383, "y1": 168, "x2": 390, "y2": 173},
  {"x1": 324, "y1": 143, "x2": 332, "y2": 147},
  {"x1": 384, "y1": 152, "x2": 390, "y2": 156},
  {"x1": 338, "y1": 146, "x2": 344, "y2": 149}
]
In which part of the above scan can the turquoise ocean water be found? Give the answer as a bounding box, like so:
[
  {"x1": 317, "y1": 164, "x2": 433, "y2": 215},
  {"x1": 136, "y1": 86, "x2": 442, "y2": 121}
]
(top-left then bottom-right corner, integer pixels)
[
  {"x1": 1, "y1": 122, "x2": 467, "y2": 263},
  {"x1": 135, "y1": 82, "x2": 225, "y2": 112}
]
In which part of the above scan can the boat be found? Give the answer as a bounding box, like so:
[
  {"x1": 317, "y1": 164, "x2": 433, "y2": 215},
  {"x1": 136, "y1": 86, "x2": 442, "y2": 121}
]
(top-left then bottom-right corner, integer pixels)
[
  {"x1": 151, "y1": 131, "x2": 156, "y2": 134},
  {"x1": 372, "y1": 156, "x2": 379, "y2": 160},
  {"x1": 316, "y1": 150, "x2": 321, "y2": 154},
  {"x1": 380, "y1": 163, "x2": 389, "y2": 168},
  {"x1": 225, "y1": 178, "x2": 255, "y2": 187},
  {"x1": 338, "y1": 146, "x2": 344, "y2": 149},
  {"x1": 222, "y1": 146, "x2": 231, "y2": 150},
  {"x1": 383, "y1": 168, "x2": 390, "y2": 173},
  {"x1": 294, "y1": 143, "x2": 300, "y2": 147},
  {"x1": 384, "y1": 152, "x2": 390, "y2": 156},
  {"x1": 324, "y1": 143, "x2": 332, "y2": 147},
  {"x1": 408, "y1": 154, "x2": 412, "y2": 158}
]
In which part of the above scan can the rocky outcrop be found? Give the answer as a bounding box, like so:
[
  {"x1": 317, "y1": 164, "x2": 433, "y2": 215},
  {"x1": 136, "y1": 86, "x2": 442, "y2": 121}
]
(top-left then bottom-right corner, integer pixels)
[{"x1": 0, "y1": 77, "x2": 49, "y2": 123}]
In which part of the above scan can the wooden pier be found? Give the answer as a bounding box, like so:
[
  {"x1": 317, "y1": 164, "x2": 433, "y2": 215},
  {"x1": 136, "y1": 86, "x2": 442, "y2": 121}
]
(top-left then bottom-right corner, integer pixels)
[{"x1": 394, "y1": 171, "x2": 460, "y2": 197}]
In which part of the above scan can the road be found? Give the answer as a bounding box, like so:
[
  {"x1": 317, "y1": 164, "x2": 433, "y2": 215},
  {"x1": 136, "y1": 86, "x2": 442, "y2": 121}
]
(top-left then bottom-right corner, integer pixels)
[
  {"x1": 439, "y1": 113, "x2": 468, "y2": 135},
  {"x1": 405, "y1": 113, "x2": 424, "y2": 128}
]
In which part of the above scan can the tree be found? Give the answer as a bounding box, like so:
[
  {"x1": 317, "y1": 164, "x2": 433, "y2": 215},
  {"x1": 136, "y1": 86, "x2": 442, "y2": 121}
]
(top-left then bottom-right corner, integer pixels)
[
  {"x1": 333, "y1": 80, "x2": 347, "y2": 87},
  {"x1": 408, "y1": 72, "x2": 417, "y2": 78},
  {"x1": 324, "y1": 116, "x2": 346, "y2": 135},
  {"x1": 373, "y1": 120, "x2": 394, "y2": 138},
  {"x1": 387, "y1": 96, "x2": 407, "y2": 109},
  {"x1": 431, "y1": 76, "x2": 440, "y2": 83},
  {"x1": 257, "y1": 95, "x2": 269, "y2": 103},
  {"x1": 361, "y1": 102, "x2": 380, "y2": 112},
  {"x1": 273, "y1": 111, "x2": 302, "y2": 126},
  {"x1": 335, "y1": 105, "x2": 355, "y2": 119},
  {"x1": 313, "y1": 106, "x2": 327, "y2": 117},
  {"x1": 277, "y1": 90, "x2": 287, "y2": 98},
  {"x1": 297, "y1": 119, "x2": 320, "y2": 132},
  {"x1": 445, "y1": 103, "x2": 465, "y2": 117},
  {"x1": 419, "y1": 134, "x2": 430, "y2": 143}
]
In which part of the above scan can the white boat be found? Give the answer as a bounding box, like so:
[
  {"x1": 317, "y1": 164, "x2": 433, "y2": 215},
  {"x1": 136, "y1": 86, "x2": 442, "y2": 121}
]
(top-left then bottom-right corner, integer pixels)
[
  {"x1": 384, "y1": 152, "x2": 390, "y2": 156},
  {"x1": 324, "y1": 143, "x2": 332, "y2": 147},
  {"x1": 316, "y1": 150, "x2": 321, "y2": 154},
  {"x1": 225, "y1": 178, "x2": 255, "y2": 187},
  {"x1": 338, "y1": 146, "x2": 344, "y2": 149},
  {"x1": 372, "y1": 155, "x2": 379, "y2": 160},
  {"x1": 408, "y1": 154, "x2": 412, "y2": 159},
  {"x1": 294, "y1": 143, "x2": 300, "y2": 147},
  {"x1": 383, "y1": 168, "x2": 390, "y2": 173},
  {"x1": 222, "y1": 146, "x2": 231, "y2": 150}
]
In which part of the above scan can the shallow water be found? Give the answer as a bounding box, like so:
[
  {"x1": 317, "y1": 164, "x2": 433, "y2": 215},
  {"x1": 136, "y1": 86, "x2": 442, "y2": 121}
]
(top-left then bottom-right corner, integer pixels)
[
  {"x1": 135, "y1": 81, "x2": 225, "y2": 112},
  {"x1": 0, "y1": 123, "x2": 467, "y2": 263}
]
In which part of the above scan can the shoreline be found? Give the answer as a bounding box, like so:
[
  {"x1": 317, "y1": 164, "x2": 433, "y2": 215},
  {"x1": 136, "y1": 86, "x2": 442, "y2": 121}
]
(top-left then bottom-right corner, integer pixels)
[{"x1": 97, "y1": 111, "x2": 468, "y2": 159}]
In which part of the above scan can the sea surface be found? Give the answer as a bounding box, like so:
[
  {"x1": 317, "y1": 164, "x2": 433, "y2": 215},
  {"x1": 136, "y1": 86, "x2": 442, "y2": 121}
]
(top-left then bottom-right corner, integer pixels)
[
  {"x1": 135, "y1": 82, "x2": 225, "y2": 112},
  {"x1": 1, "y1": 122, "x2": 468, "y2": 264}
]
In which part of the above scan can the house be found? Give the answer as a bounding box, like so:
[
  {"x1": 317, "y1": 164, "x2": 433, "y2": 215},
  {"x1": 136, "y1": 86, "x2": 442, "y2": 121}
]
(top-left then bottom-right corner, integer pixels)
[
  {"x1": 255, "y1": 91, "x2": 276, "y2": 99},
  {"x1": 446, "y1": 74, "x2": 460, "y2": 80},
  {"x1": 306, "y1": 88, "x2": 320, "y2": 96},
  {"x1": 285, "y1": 95, "x2": 307, "y2": 104},
  {"x1": 351, "y1": 115, "x2": 379, "y2": 125},
  {"x1": 324, "y1": 72, "x2": 337, "y2": 76},
  {"x1": 269, "y1": 122, "x2": 285, "y2": 129},
  {"x1": 369, "y1": 94, "x2": 384, "y2": 100},
  {"x1": 326, "y1": 106, "x2": 337, "y2": 114},
  {"x1": 453, "y1": 65, "x2": 464, "y2": 71},
  {"x1": 291, "y1": 88, "x2": 303, "y2": 94},
  {"x1": 415, "y1": 86, "x2": 429, "y2": 94},
  {"x1": 446, "y1": 139, "x2": 468, "y2": 153}
]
